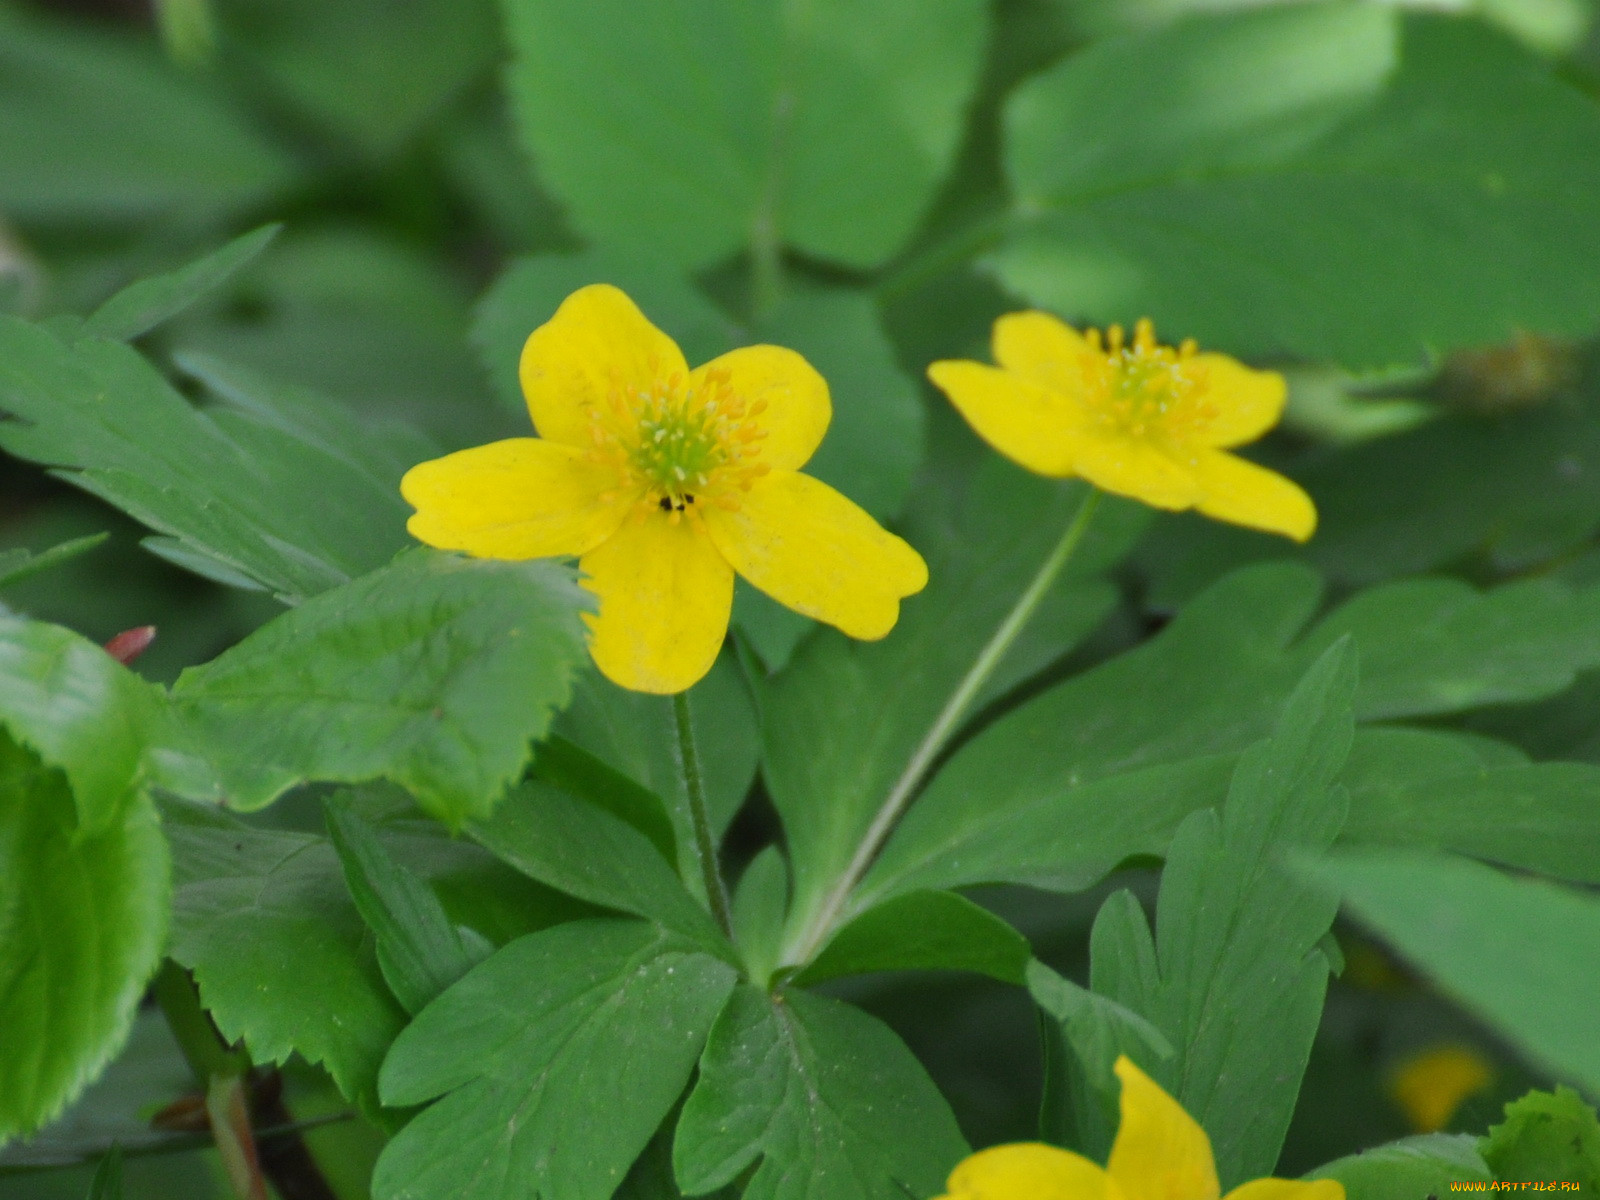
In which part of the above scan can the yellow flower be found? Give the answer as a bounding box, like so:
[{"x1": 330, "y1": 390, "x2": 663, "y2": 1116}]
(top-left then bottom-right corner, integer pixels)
[
  {"x1": 937, "y1": 1056, "x2": 1344, "y2": 1200},
  {"x1": 1389, "y1": 1044, "x2": 1494, "y2": 1133},
  {"x1": 400, "y1": 284, "x2": 928, "y2": 694},
  {"x1": 927, "y1": 312, "x2": 1316, "y2": 541}
]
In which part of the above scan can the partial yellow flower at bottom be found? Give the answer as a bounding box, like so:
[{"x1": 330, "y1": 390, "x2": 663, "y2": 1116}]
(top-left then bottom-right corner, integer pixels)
[
  {"x1": 1389, "y1": 1044, "x2": 1494, "y2": 1133},
  {"x1": 937, "y1": 1057, "x2": 1344, "y2": 1200},
  {"x1": 928, "y1": 312, "x2": 1316, "y2": 541},
  {"x1": 401, "y1": 284, "x2": 927, "y2": 694}
]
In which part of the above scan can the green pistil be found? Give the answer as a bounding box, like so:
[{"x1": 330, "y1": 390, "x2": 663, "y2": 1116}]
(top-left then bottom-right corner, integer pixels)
[{"x1": 633, "y1": 406, "x2": 724, "y2": 501}]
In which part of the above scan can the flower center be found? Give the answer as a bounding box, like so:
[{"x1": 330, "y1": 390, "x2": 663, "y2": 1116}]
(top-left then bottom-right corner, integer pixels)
[
  {"x1": 587, "y1": 365, "x2": 770, "y2": 521},
  {"x1": 1081, "y1": 318, "x2": 1214, "y2": 441}
]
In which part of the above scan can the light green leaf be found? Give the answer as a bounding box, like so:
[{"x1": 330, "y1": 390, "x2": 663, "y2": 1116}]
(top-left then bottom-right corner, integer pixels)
[
  {"x1": 556, "y1": 650, "x2": 758, "y2": 893},
  {"x1": 1480, "y1": 1087, "x2": 1600, "y2": 1192},
  {"x1": 1300, "y1": 850, "x2": 1600, "y2": 1097},
  {"x1": 997, "y1": 7, "x2": 1600, "y2": 366},
  {"x1": 797, "y1": 890, "x2": 1031, "y2": 985},
  {"x1": 0, "y1": 534, "x2": 109, "y2": 592},
  {"x1": 1089, "y1": 643, "x2": 1355, "y2": 1180},
  {"x1": 468, "y1": 780, "x2": 727, "y2": 950},
  {"x1": 0, "y1": 6, "x2": 295, "y2": 221},
  {"x1": 502, "y1": 0, "x2": 989, "y2": 269},
  {"x1": 0, "y1": 616, "x2": 160, "y2": 834},
  {"x1": 768, "y1": 464, "x2": 1142, "y2": 959},
  {"x1": 1306, "y1": 1134, "x2": 1492, "y2": 1199},
  {"x1": 0, "y1": 316, "x2": 417, "y2": 604},
  {"x1": 81, "y1": 226, "x2": 280, "y2": 343},
  {"x1": 0, "y1": 736, "x2": 169, "y2": 1146},
  {"x1": 375, "y1": 919, "x2": 738, "y2": 1200},
  {"x1": 219, "y1": 0, "x2": 497, "y2": 156},
  {"x1": 673, "y1": 985, "x2": 968, "y2": 1200},
  {"x1": 170, "y1": 551, "x2": 589, "y2": 825},
  {"x1": 325, "y1": 802, "x2": 490, "y2": 1016}
]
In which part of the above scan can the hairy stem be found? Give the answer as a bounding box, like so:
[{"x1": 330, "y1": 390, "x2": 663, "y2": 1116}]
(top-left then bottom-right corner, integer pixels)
[
  {"x1": 784, "y1": 487, "x2": 1104, "y2": 967},
  {"x1": 675, "y1": 690, "x2": 735, "y2": 938}
]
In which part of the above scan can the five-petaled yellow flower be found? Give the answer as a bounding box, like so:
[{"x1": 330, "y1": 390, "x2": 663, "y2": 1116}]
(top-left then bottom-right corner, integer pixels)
[
  {"x1": 938, "y1": 1057, "x2": 1344, "y2": 1200},
  {"x1": 401, "y1": 284, "x2": 928, "y2": 694},
  {"x1": 928, "y1": 312, "x2": 1316, "y2": 542}
]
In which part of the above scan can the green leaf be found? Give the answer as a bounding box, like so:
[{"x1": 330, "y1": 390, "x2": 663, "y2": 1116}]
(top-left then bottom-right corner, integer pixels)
[
  {"x1": 86, "y1": 1145, "x2": 123, "y2": 1200},
  {"x1": 0, "y1": 6, "x2": 295, "y2": 221},
  {"x1": 673, "y1": 985, "x2": 968, "y2": 1200},
  {"x1": 0, "y1": 736, "x2": 169, "y2": 1146},
  {"x1": 81, "y1": 226, "x2": 280, "y2": 343},
  {"x1": 0, "y1": 533, "x2": 109, "y2": 591},
  {"x1": 557, "y1": 650, "x2": 758, "y2": 893},
  {"x1": 325, "y1": 802, "x2": 490, "y2": 1016},
  {"x1": 165, "y1": 804, "x2": 406, "y2": 1111},
  {"x1": 861, "y1": 563, "x2": 1600, "y2": 904},
  {"x1": 468, "y1": 780, "x2": 727, "y2": 949},
  {"x1": 530, "y1": 736, "x2": 678, "y2": 865},
  {"x1": 1306, "y1": 1134, "x2": 1492, "y2": 1199},
  {"x1": 767, "y1": 463, "x2": 1142, "y2": 958},
  {"x1": 1480, "y1": 1087, "x2": 1600, "y2": 1192},
  {"x1": 0, "y1": 317, "x2": 417, "y2": 604},
  {"x1": 472, "y1": 253, "x2": 741, "y2": 414},
  {"x1": 1026, "y1": 958, "x2": 1174, "y2": 1094},
  {"x1": 219, "y1": 0, "x2": 498, "y2": 156},
  {"x1": 731, "y1": 847, "x2": 789, "y2": 986},
  {"x1": 170, "y1": 551, "x2": 589, "y2": 825},
  {"x1": 0, "y1": 615, "x2": 160, "y2": 834},
  {"x1": 502, "y1": 0, "x2": 989, "y2": 269},
  {"x1": 797, "y1": 890, "x2": 1031, "y2": 985},
  {"x1": 1300, "y1": 849, "x2": 1600, "y2": 1097},
  {"x1": 375, "y1": 919, "x2": 738, "y2": 1200},
  {"x1": 996, "y1": 7, "x2": 1600, "y2": 366},
  {"x1": 1089, "y1": 642, "x2": 1355, "y2": 1181}
]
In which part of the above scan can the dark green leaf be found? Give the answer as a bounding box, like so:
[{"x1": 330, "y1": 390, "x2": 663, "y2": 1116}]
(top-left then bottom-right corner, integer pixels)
[
  {"x1": 1480, "y1": 1087, "x2": 1600, "y2": 1192},
  {"x1": 673, "y1": 985, "x2": 968, "y2": 1200},
  {"x1": 81, "y1": 226, "x2": 280, "y2": 343},
  {"x1": 0, "y1": 533, "x2": 108, "y2": 591},
  {"x1": 0, "y1": 316, "x2": 416, "y2": 603},
  {"x1": 1089, "y1": 643, "x2": 1355, "y2": 1181},
  {"x1": 797, "y1": 889, "x2": 1031, "y2": 985},
  {"x1": 1026, "y1": 958, "x2": 1173, "y2": 1094},
  {"x1": 468, "y1": 780, "x2": 726, "y2": 949},
  {"x1": 0, "y1": 6, "x2": 295, "y2": 221},
  {"x1": 86, "y1": 1145, "x2": 123, "y2": 1200},
  {"x1": 997, "y1": 8, "x2": 1600, "y2": 366},
  {"x1": 530, "y1": 736, "x2": 678, "y2": 864},
  {"x1": 326, "y1": 802, "x2": 490, "y2": 1016},
  {"x1": 1300, "y1": 849, "x2": 1600, "y2": 1097},
  {"x1": 375, "y1": 919, "x2": 738, "y2": 1200},
  {"x1": 731, "y1": 847, "x2": 789, "y2": 986},
  {"x1": 170, "y1": 551, "x2": 589, "y2": 825},
  {"x1": 502, "y1": 0, "x2": 989, "y2": 269},
  {"x1": 0, "y1": 736, "x2": 168, "y2": 1146},
  {"x1": 1306, "y1": 1134, "x2": 1492, "y2": 1198}
]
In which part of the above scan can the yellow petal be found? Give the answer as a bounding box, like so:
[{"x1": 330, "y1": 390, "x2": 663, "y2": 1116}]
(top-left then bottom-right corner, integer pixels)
[
  {"x1": 939, "y1": 1143, "x2": 1119, "y2": 1200},
  {"x1": 927, "y1": 360, "x2": 1082, "y2": 477},
  {"x1": 1191, "y1": 450, "x2": 1317, "y2": 542},
  {"x1": 992, "y1": 309, "x2": 1093, "y2": 394},
  {"x1": 579, "y1": 511, "x2": 733, "y2": 694},
  {"x1": 1225, "y1": 1179, "x2": 1345, "y2": 1200},
  {"x1": 1069, "y1": 434, "x2": 1202, "y2": 510},
  {"x1": 1107, "y1": 1057, "x2": 1221, "y2": 1200},
  {"x1": 519, "y1": 283, "x2": 690, "y2": 447},
  {"x1": 691, "y1": 345, "x2": 830, "y2": 472},
  {"x1": 401, "y1": 438, "x2": 628, "y2": 559},
  {"x1": 1189, "y1": 355, "x2": 1287, "y2": 449},
  {"x1": 1388, "y1": 1045, "x2": 1493, "y2": 1133},
  {"x1": 701, "y1": 470, "x2": 927, "y2": 641}
]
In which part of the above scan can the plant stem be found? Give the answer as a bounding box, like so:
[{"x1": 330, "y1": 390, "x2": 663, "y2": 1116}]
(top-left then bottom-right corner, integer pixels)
[
  {"x1": 674, "y1": 690, "x2": 735, "y2": 939},
  {"x1": 153, "y1": 959, "x2": 247, "y2": 1083},
  {"x1": 783, "y1": 487, "x2": 1103, "y2": 968},
  {"x1": 750, "y1": 208, "x2": 784, "y2": 322}
]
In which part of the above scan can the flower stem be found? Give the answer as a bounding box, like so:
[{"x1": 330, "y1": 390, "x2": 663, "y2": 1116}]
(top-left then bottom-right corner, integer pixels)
[
  {"x1": 674, "y1": 690, "x2": 735, "y2": 939},
  {"x1": 783, "y1": 487, "x2": 1103, "y2": 968}
]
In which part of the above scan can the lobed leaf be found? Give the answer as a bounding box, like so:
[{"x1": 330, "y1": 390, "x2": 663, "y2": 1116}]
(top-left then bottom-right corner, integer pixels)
[
  {"x1": 1306, "y1": 1134, "x2": 1492, "y2": 1198},
  {"x1": 1480, "y1": 1086, "x2": 1600, "y2": 1192}
]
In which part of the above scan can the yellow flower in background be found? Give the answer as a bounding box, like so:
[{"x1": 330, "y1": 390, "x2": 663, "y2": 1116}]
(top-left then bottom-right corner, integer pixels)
[
  {"x1": 938, "y1": 1057, "x2": 1344, "y2": 1200},
  {"x1": 401, "y1": 284, "x2": 927, "y2": 694},
  {"x1": 928, "y1": 312, "x2": 1316, "y2": 542},
  {"x1": 1389, "y1": 1044, "x2": 1494, "y2": 1133}
]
